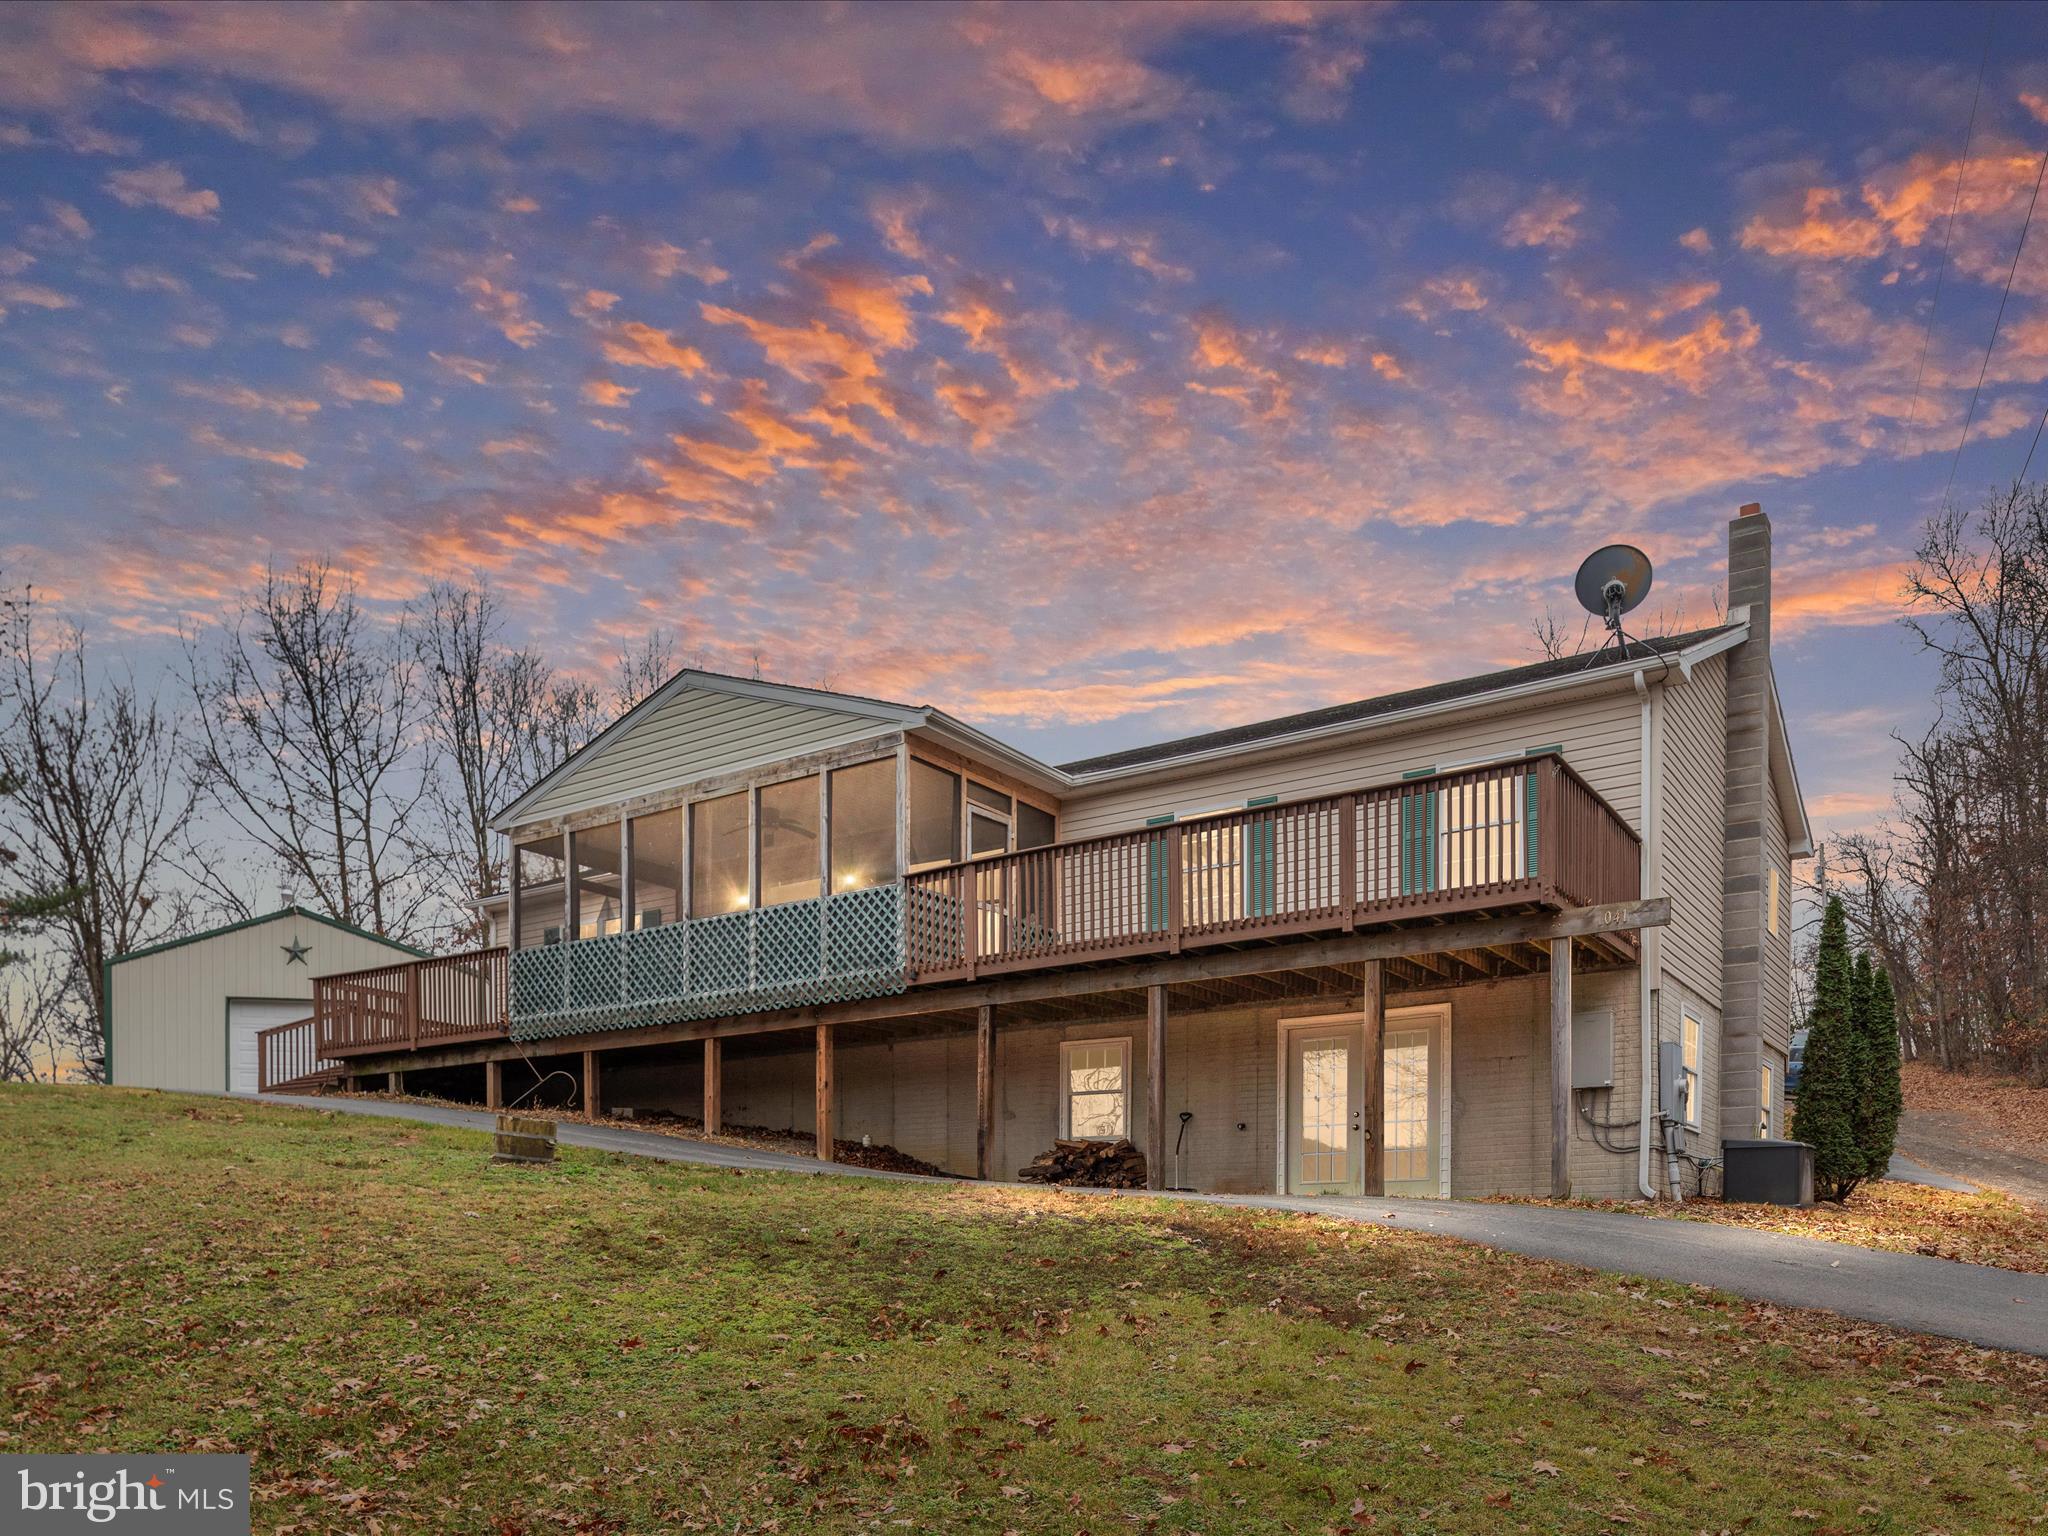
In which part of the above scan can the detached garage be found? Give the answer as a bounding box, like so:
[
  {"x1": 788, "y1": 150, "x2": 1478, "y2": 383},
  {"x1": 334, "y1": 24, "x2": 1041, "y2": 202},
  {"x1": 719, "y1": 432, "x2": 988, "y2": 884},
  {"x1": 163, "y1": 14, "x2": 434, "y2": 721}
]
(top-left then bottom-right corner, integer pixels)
[{"x1": 106, "y1": 907, "x2": 425, "y2": 1095}]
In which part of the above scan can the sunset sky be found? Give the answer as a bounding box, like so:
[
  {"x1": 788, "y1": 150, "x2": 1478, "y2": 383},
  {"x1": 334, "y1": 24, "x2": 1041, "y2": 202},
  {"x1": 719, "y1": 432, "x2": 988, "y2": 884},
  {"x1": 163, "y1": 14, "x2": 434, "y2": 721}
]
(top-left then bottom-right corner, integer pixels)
[{"x1": 4, "y1": 1, "x2": 2046, "y2": 849}]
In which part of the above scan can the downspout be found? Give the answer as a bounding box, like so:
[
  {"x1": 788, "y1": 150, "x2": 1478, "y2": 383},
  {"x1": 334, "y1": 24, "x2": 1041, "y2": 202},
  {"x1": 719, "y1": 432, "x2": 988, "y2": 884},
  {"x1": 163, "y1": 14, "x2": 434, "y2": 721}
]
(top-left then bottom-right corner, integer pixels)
[{"x1": 1635, "y1": 674, "x2": 1661, "y2": 1200}]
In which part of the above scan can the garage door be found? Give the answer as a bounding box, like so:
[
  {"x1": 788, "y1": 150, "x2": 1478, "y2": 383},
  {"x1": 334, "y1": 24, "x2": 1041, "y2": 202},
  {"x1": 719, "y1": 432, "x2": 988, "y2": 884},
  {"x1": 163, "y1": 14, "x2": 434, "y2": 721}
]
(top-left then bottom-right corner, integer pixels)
[{"x1": 227, "y1": 999, "x2": 313, "y2": 1094}]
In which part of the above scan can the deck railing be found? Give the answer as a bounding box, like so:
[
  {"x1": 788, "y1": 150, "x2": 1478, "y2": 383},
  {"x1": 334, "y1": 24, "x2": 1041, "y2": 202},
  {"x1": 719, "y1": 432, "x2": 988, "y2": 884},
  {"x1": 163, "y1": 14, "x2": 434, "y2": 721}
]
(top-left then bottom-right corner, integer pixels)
[
  {"x1": 255, "y1": 1016, "x2": 341, "y2": 1093},
  {"x1": 315, "y1": 946, "x2": 509, "y2": 1058},
  {"x1": 904, "y1": 753, "x2": 1638, "y2": 982},
  {"x1": 313, "y1": 754, "x2": 1640, "y2": 1056}
]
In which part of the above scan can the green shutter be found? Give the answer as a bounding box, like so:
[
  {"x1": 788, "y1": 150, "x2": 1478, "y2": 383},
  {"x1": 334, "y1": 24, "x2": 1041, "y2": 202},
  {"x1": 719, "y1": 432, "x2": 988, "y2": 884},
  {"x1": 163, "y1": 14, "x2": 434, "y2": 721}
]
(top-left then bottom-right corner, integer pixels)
[
  {"x1": 1400, "y1": 788, "x2": 1437, "y2": 895},
  {"x1": 1245, "y1": 817, "x2": 1276, "y2": 916},
  {"x1": 1524, "y1": 767, "x2": 1540, "y2": 878},
  {"x1": 1144, "y1": 817, "x2": 1172, "y2": 930}
]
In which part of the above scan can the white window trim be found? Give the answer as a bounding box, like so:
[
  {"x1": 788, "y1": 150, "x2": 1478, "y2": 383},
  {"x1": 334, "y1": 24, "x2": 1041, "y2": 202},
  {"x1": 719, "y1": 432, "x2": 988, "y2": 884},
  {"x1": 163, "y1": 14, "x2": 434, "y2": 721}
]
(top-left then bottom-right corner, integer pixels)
[
  {"x1": 1680, "y1": 1012, "x2": 1703, "y2": 1129},
  {"x1": 1058, "y1": 1035, "x2": 1132, "y2": 1142},
  {"x1": 1758, "y1": 1060, "x2": 1775, "y2": 1138},
  {"x1": 1766, "y1": 865, "x2": 1781, "y2": 937}
]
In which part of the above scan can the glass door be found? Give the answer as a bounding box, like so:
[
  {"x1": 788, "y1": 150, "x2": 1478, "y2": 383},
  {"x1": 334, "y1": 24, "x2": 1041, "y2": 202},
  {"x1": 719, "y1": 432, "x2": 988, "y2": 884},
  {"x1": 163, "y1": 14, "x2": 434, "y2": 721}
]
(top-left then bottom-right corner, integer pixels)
[
  {"x1": 1382, "y1": 1012, "x2": 1444, "y2": 1196},
  {"x1": 1285, "y1": 1022, "x2": 1364, "y2": 1195}
]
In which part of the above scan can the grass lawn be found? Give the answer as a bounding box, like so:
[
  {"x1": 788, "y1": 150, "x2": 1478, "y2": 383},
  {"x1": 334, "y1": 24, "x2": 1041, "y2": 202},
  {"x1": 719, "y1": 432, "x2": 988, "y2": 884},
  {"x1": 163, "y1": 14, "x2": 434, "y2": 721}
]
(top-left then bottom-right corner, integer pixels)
[
  {"x1": 1497, "y1": 1179, "x2": 2048, "y2": 1274},
  {"x1": 5, "y1": 1087, "x2": 2046, "y2": 1534}
]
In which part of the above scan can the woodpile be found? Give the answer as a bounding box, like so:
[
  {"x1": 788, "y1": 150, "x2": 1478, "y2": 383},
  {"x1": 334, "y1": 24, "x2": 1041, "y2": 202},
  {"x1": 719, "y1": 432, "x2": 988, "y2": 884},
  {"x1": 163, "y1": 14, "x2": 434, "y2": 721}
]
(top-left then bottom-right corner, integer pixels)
[{"x1": 1017, "y1": 1138, "x2": 1148, "y2": 1189}]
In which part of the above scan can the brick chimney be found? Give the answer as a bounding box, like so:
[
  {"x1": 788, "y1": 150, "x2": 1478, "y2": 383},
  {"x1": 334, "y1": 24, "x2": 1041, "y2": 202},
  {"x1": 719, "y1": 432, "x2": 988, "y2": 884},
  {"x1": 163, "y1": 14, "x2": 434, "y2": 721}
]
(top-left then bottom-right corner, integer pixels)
[{"x1": 1719, "y1": 502, "x2": 1771, "y2": 1141}]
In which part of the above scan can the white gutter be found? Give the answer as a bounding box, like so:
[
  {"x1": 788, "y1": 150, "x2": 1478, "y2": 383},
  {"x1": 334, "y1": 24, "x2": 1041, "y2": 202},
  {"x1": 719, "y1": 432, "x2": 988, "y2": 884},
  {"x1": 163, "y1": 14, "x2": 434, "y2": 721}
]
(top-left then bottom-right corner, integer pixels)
[{"x1": 1636, "y1": 676, "x2": 1661, "y2": 1200}]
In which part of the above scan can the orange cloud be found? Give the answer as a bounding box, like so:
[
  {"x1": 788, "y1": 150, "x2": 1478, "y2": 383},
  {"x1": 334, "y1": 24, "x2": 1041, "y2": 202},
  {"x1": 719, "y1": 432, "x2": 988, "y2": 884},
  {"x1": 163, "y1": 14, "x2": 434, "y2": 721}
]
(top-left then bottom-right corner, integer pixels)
[
  {"x1": 602, "y1": 321, "x2": 708, "y2": 377},
  {"x1": 1775, "y1": 561, "x2": 1912, "y2": 631},
  {"x1": 461, "y1": 274, "x2": 543, "y2": 347},
  {"x1": 190, "y1": 425, "x2": 307, "y2": 470},
  {"x1": 325, "y1": 367, "x2": 404, "y2": 405},
  {"x1": 582, "y1": 378, "x2": 637, "y2": 408},
  {"x1": 1500, "y1": 187, "x2": 1584, "y2": 250},
  {"x1": 176, "y1": 380, "x2": 321, "y2": 421}
]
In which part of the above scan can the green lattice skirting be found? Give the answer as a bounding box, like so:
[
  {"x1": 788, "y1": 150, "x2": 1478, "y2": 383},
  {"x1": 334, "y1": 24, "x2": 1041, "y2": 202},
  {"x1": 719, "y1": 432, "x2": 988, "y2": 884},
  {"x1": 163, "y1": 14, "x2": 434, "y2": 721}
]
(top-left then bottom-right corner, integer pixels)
[{"x1": 508, "y1": 882, "x2": 908, "y2": 1042}]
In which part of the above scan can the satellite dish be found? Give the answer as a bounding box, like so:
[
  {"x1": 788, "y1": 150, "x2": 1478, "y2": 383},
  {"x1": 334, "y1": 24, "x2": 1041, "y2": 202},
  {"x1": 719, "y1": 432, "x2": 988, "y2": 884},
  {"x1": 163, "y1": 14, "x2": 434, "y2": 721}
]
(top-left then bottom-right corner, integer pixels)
[{"x1": 1574, "y1": 544, "x2": 1653, "y2": 642}]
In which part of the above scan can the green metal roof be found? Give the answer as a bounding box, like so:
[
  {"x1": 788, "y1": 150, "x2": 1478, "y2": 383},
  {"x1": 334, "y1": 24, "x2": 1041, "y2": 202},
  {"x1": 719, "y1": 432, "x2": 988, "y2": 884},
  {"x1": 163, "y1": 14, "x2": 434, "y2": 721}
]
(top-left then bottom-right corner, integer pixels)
[{"x1": 108, "y1": 904, "x2": 429, "y2": 968}]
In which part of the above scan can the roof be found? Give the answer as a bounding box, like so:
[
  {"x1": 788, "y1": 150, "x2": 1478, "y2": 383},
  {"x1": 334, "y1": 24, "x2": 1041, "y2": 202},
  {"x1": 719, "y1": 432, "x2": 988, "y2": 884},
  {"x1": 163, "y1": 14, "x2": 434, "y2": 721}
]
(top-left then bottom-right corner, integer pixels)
[
  {"x1": 1058, "y1": 627, "x2": 1738, "y2": 776},
  {"x1": 107, "y1": 904, "x2": 430, "y2": 968}
]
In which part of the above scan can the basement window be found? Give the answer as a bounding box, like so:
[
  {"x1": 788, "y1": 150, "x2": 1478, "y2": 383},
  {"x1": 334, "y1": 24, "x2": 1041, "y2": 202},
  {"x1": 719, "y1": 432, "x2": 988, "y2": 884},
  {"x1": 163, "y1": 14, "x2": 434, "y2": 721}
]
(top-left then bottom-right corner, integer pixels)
[
  {"x1": 1680, "y1": 1013, "x2": 1703, "y2": 1128},
  {"x1": 1059, "y1": 1038, "x2": 1130, "y2": 1141}
]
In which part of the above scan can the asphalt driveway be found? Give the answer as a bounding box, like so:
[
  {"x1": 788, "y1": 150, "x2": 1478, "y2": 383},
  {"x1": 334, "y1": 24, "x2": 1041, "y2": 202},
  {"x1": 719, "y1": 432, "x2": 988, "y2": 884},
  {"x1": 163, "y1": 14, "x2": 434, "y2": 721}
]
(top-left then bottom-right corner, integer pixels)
[{"x1": 261, "y1": 1091, "x2": 2048, "y2": 1357}]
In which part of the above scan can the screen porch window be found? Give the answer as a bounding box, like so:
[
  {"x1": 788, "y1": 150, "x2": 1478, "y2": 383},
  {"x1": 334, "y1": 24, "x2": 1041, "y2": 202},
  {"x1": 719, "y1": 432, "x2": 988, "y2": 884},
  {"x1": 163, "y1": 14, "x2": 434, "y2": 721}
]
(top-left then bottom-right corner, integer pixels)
[
  {"x1": 691, "y1": 791, "x2": 750, "y2": 915},
  {"x1": 514, "y1": 837, "x2": 567, "y2": 950},
  {"x1": 967, "y1": 779, "x2": 1012, "y2": 858},
  {"x1": 830, "y1": 758, "x2": 898, "y2": 892},
  {"x1": 758, "y1": 775, "x2": 821, "y2": 906},
  {"x1": 908, "y1": 758, "x2": 962, "y2": 868},
  {"x1": 571, "y1": 821, "x2": 623, "y2": 939},
  {"x1": 1059, "y1": 1038, "x2": 1130, "y2": 1140},
  {"x1": 629, "y1": 809, "x2": 682, "y2": 928},
  {"x1": 1681, "y1": 1014, "x2": 1703, "y2": 1128}
]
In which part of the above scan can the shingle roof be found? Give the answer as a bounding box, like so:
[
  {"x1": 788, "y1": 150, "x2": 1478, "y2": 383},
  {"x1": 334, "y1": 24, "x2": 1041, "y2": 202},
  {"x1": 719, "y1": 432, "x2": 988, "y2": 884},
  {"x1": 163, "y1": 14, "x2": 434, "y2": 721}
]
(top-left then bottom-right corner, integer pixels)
[{"x1": 1057, "y1": 627, "x2": 1736, "y2": 777}]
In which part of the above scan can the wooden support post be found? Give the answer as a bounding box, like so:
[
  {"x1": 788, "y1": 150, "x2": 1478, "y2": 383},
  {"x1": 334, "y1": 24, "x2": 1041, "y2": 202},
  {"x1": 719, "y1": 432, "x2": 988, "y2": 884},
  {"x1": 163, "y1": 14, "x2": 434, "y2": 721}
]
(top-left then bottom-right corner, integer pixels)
[
  {"x1": 1550, "y1": 936, "x2": 1573, "y2": 1199},
  {"x1": 582, "y1": 1050, "x2": 601, "y2": 1118},
  {"x1": 975, "y1": 1005, "x2": 995, "y2": 1180},
  {"x1": 389, "y1": 1070, "x2": 405, "y2": 1096},
  {"x1": 484, "y1": 1058, "x2": 503, "y2": 1111},
  {"x1": 815, "y1": 1023, "x2": 835, "y2": 1162},
  {"x1": 1360, "y1": 960, "x2": 1384, "y2": 1197},
  {"x1": 703, "y1": 1038, "x2": 721, "y2": 1135},
  {"x1": 1145, "y1": 984, "x2": 1166, "y2": 1190}
]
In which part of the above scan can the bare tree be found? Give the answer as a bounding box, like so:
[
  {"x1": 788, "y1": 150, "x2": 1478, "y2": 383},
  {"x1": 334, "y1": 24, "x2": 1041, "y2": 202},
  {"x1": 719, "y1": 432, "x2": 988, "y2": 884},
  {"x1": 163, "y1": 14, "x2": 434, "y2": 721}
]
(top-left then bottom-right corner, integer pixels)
[
  {"x1": 412, "y1": 577, "x2": 603, "y2": 941},
  {"x1": 613, "y1": 626, "x2": 678, "y2": 714},
  {"x1": 0, "y1": 591, "x2": 198, "y2": 1078},
  {"x1": 184, "y1": 562, "x2": 434, "y2": 942},
  {"x1": 1830, "y1": 484, "x2": 2048, "y2": 1081},
  {"x1": 0, "y1": 950, "x2": 78, "y2": 1083}
]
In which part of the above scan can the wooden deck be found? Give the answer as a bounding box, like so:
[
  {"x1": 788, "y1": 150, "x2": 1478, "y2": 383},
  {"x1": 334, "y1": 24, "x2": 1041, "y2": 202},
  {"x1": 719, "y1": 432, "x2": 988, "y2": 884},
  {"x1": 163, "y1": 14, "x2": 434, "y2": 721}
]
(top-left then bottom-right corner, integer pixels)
[{"x1": 314, "y1": 753, "x2": 1640, "y2": 1062}]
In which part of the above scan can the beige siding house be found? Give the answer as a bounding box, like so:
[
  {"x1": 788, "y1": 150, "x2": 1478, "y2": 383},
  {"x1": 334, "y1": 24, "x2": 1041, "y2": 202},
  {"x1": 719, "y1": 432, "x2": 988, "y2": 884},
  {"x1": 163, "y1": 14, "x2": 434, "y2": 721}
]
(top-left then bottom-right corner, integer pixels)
[{"x1": 309, "y1": 505, "x2": 1808, "y2": 1204}]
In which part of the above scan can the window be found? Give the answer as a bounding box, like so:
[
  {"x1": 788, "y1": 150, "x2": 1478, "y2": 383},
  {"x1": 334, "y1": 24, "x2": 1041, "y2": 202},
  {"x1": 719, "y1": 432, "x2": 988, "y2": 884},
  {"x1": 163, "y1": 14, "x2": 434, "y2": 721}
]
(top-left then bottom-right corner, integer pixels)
[
  {"x1": 1766, "y1": 866, "x2": 1781, "y2": 937},
  {"x1": 758, "y1": 775, "x2": 821, "y2": 906},
  {"x1": 1060, "y1": 1038, "x2": 1130, "y2": 1140},
  {"x1": 628, "y1": 809, "x2": 682, "y2": 928},
  {"x1": 571, "y1": 821, "x2": 623, "y2": 939},
  {"x1": 1680, "y1": 1013, "x2": 1703, "y2": 1128},
  {"x1": 966, "y1": 778, "x2": 1012, "y2": 857},
  {"x1": 830, "y1": 758, "x2": 897, "y2": 892},
  {"x1": 908, "y1": 758, "x2": 961, "y2": 867},
  {"x1": 691, "y1": 792, "x2": 750, "y2": 915},
  {"x1": 1016, "y1": 801, "x2": 1056, "y2": 851},
  {"x1": 1758, "y1": 1061, "x2": 1775, "y2": 1138},
  {"x1": 514, "y1": 836, "x2": 567, "y2": 950}
]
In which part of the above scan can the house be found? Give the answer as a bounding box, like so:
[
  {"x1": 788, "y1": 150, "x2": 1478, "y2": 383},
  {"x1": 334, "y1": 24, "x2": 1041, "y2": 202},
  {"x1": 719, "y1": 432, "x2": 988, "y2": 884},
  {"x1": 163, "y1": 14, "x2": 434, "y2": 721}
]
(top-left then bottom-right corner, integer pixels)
[
  {"x1": 295, "y1": 505, "x2": 1806, "y2": 1201},
  {"x1": 107, "y1": 907, "x2": 426, "y2": 1096}
]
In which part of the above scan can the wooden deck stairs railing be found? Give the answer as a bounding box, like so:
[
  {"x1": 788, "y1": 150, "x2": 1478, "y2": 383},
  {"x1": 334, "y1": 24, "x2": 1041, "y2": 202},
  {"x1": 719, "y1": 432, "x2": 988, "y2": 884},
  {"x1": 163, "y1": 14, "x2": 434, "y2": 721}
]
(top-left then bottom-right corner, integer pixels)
[{"x1": 255, "y1": 1016, "x2": 345, "y2": 1094}]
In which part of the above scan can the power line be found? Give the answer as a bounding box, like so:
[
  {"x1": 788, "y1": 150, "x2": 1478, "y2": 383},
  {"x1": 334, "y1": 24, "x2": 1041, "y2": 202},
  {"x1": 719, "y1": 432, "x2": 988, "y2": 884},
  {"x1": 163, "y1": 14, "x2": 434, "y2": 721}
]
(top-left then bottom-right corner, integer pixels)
[
  {"x1": 1940, "y1": 141, "x2": 2048, "y2": 513},
  {"x1": 1902, "y1": 27, "x2": 1992, "y2": 450}
]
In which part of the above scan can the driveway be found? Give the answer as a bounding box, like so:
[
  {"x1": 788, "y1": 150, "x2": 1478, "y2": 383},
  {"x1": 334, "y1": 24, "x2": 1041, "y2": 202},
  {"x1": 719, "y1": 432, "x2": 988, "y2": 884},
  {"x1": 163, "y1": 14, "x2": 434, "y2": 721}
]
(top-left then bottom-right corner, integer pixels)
[
  {"x1": 263, "y1": 1092, "x2": 2048, "y2": 1358},
  {"x1": 1895, "y1": 1107, "x2": 2048, "y2": 1209}
]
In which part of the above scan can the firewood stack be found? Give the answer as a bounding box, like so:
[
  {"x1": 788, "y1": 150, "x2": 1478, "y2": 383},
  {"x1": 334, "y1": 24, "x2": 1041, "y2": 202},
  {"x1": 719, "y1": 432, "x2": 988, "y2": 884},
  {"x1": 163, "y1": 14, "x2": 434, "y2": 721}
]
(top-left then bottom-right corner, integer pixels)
[{"x1": 1017, "y1": 1138, "x2": 1148, "y2": 1189}]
